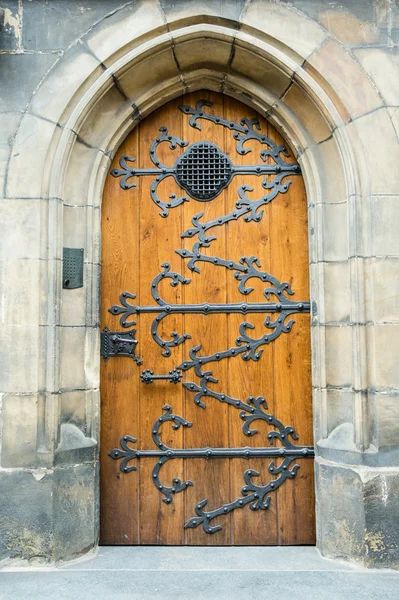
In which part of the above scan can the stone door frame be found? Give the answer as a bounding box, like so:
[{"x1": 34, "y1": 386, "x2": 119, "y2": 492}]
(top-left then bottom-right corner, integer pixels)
[{"x1": 5, "y1": 3, "x2": 392, "y2": 565}]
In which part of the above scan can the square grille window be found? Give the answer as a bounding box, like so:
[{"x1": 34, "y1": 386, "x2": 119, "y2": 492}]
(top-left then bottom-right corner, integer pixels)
[{"x1": 175, "y1": 142, "x2": 233, "y2": 201}]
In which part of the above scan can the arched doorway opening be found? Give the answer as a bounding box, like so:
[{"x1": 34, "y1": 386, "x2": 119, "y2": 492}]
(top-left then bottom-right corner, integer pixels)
[{"x1": 100, "y1": 91, "x2": 314, "y2": 546}]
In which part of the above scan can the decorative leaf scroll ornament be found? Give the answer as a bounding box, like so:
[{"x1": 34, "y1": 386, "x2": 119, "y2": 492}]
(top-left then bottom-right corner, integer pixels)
[
  {"x1": 110, "y1": 400, "x2": 314, "y2": 533},
  {"x1": 110, "y1": 100, "x2": 301, "y2": 229},
  {"x1": 104, "y1": 255, "x2": 310, "y2": 362}
]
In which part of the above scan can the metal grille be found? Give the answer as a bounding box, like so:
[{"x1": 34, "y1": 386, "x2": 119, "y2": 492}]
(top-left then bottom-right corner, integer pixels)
[{"x1": 175, "y1": 142, "x2": 232, "y2": 201}]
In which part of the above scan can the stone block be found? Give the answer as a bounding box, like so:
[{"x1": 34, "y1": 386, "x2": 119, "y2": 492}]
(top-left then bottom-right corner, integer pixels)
[
  {"x1": 0, "y1": 2, "x2": 20, "y2": 50},
  {"x1": 174, "y1": 35, "x2": 232, "y2": 71},
  {"x1": 61, "y1": 286, "x2": 86, "y2": 328},
  {"x1": 60, "y1": 326, "x2": 87, "y2": 390},
  {"x1": 0, "y1": 470, "x2": 52, "y2": 561},
  {"x1": 322, "y1": 261, "x2": 351, "y2": 323},
  {"x1": 222, "y1": 72, "x2": 277, "y2": 115},
  {"x1": 54, "y1": 423, "x2": 97, "y2": 467},
  {"x1": 1, "y1": 394, "x2": 38, "y2": 468},
  {"x1": 389, "y1": 107, "x2": 399, "y2": 141},
  {"x1": 0, "y1": 258, "x2": 41, "y2": 326},
  {"x1": 241, "y1": 0, "x2": 327, "y2": 63},
  {"x1": 76, "y1": 86, "x2": 132, "y2": 151},
  {"x1": 306, "y1": 39, "x2": 382, "y2": 120},
  {"x1": 314, "y1": 137, "x2": 346, "y2": 204},
  {"x1": 0, "y1": 199, "x2": 47, "y2": 259},
  {"x1": 372, "y1": 324, "x2": 399, "y2": 389},
  {"x1": 60, "y1": 390, "x2": 86, "y2": 429},
  {"x1": 7, "y1": 114, "x2": 60, "y2": 198},
  {"x1": 365, "y1": 258, "x2": 399, "y2": 323},
  {"x1": 117, "y1": 47, "x2": 180, "y2": 101},
  {"x1": 302, "y1": 60, "x2": 351, "y2": 123},
  {"x1": 161, "y1": 0, "x2": 246, "y2": 27},
  {"x1": 316, "y1": 459, "x2": 365, "y2": 563},
  {"x1": 325, "y1": 388, "x2": 354, "y2": 438},
  {"x1": 30, "y1": 44, "x2": 103, "y2": 126},
  {"x1": 83, "y1": 0, "x2": 167, "y2": 66},
  {"x1": 363, "y1": 470, "x2": 399, "y2": 568},
  {"x1": 319, "y1": 202, "x2": 348, "y2": 262},
  {"x1": 282, "y1": 82, "x2": 332, "y2": 144},
  {"x1": 0, "y1": 325, "x2": 41, "y2": 393},
  {"x1": 0, "y1": 113, "x2": 21, "y2": 197},
  {"x1": 0, "y1": 111, "x2": 20, "y2": 146},
  {"x1": 0, "y1": 53, "x2": 57, "y2": 112},
  {"x1": 348, "y1": 108, "x2": 399, "y2": 196},
  {"x1": 324, "y1": 326, "x2": 352, "y2": 387},
  {"x1": 84, "y1": 389, "x2": 100, "y2": 442},
  {"x1": 371, "y1": 393, "x2": 399, "y2": 451},
  {"x1": 60, "y1": 326, "x2": 99, "y2": 391},
  {"x1": 22, "y1": 0, "x2": 135, "y2": 51},
  {"x1": 291, "y1": 0, "x2": 376, "y2": 25},
  {"x1": 0, "y1": 111, "x2": 21, "y2": 152},
  {"x1": 77, "y1": 261, "x2": 100, "y2": 330},
  {"x1": 63, "y1": 205, "x2": 88, "y2": 248},
  {"x1": 369, "y1": 195, "x2": 399, "y2": 257},
  {"x1": 52, "y1": 463, "x2": 97, "y2": 561},
  {"x1": 89, "y1": 209, "x2": 101, "y2": 266},
  {"x1": 317, "y1": 457, "x2": 399, "y2": 569},
  {"x1": 354, "y1": 48, "x2": 399, "y2": 107},
  {"x1": 231, "y1": 41, "x2": 292, "y2": 98},
  {"x1": 84, "y1": 327, "x2": 100, "y2": 390},
  {"x1": 317, "y1": 9, "x2": 380, "y2": 45},
  {"x1": 63, "y1": 136, "x2": 107, "y2": 206}
]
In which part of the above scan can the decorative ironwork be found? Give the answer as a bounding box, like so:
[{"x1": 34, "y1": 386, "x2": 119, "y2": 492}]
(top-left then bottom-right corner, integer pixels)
[
  {"x1": 106, "y1": 256, "x2": 309, "y2": 360},
  {"x1": 110, "y1": 401, "x2": 314, "y2": 533},
  {"x1": 180, "y1": 100, "x2": 292, "y2": 162},
  {"x1": 100, "y1": 327, "x2": 142, "y2": 365},
  {"x1": 141, "y1": 369, "x2": 183, "y2": 385},
  {"x1": 175, "y1": 141, "x2": 233, "y2": 200},
  {"x1": 110, "y1": 127, "x2": 189, "y2": 217},
  {"x1": 105, "y1": 100, "x2": 313, "y2": 535},
  {"x1": 110, "y1": 100, "x2": 301, "y2": 226}
]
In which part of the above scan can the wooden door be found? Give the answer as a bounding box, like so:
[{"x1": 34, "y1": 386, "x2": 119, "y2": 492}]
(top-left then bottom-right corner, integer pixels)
[{"x1": 100, "y1": 91, "x2": 315, "y2": 546}]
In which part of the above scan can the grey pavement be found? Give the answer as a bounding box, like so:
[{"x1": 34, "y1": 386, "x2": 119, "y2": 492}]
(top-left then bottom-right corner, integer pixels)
[{"x1": 1, "y1": 547, "x2": 398, "y2": 600}]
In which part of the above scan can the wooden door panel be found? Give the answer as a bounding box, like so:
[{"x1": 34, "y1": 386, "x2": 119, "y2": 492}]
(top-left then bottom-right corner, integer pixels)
[{"x1": 100, "y1": 91, "x2": 315, "y2": 545}]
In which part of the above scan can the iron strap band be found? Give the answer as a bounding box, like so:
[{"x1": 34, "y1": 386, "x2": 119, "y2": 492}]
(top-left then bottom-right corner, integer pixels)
[
  {"x1": 120, "y1": 301, "x2": 310, "y2": 315},
  {"x1": 112, "y1": 446, "x2": 314, "y2": 461}
]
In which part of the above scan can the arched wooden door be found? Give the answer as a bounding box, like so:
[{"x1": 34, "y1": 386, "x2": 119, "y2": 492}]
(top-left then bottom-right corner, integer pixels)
[{"x1": 100, "y1": 92, "x2": 315, "y2": 546}]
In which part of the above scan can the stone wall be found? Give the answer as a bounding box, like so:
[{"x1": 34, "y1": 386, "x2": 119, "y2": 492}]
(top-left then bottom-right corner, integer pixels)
[{"x1": 0, "y1": 0, "x2": 398, "y2": 567}]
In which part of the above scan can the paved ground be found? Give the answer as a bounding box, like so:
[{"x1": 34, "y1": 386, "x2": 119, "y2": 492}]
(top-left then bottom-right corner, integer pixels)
[{"x1": 1, "y1": 547, "x2": 398, "y2": 599}]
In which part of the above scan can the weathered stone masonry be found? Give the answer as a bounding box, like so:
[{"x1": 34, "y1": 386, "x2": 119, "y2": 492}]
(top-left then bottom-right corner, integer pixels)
[{"x1": 0, "y1": 0, "x2": 398, "y2": 567}]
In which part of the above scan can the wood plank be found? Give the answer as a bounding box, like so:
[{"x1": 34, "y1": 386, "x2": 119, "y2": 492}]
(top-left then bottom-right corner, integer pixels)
[
  {"x1": 181, "y1": 91, "x2": 231, "y2": 545},
  {"x1": 224, "y1": 95, "x2": 278, "y2": 545},
  {"x1": 100, "y1": 132, "x2": 140, "y2": 544},
  {"x1": 137, "y1": 100, "x2": 185, "y2": 545},
  {"x1": 267, "y1": 126, "x2": 315, "y2": 545}
]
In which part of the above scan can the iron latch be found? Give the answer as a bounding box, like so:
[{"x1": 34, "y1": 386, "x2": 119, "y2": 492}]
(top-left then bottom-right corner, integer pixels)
[
  {"x1": 140, "y1": 369, "x2": 183, "y2": 384},
  {"x1": 100, "y1": 327, "x2": 142, "y2": 365}
]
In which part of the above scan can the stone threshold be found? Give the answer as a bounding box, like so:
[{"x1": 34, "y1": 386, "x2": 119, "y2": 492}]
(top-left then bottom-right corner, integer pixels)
[{"x1": 1, "y1": 547, "x2": 398, "y2": 600}]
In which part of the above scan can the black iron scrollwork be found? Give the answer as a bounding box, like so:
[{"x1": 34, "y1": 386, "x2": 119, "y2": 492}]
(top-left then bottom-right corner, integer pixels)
[
  {"x1": 180, "y1": 99, "x2": 292, "y2": 163},
  {"x1": 106, "y1": 100, "x2": 313, "y2": 535},
  {"x1": 108, "y1": 262, "x2": 192, "y2": 358},
  {"x1": 110, "y1": 401, "x2": 314, "y2": 533},
  {"x1": 110, "y1": 127, "x2": 189, "y2": 217},
  {"x1": 110, "y1": 100, "x2": 300, "y2": 229},
  {"x1": 106, "y1": 254, "x2": 309, "y2": 362}
]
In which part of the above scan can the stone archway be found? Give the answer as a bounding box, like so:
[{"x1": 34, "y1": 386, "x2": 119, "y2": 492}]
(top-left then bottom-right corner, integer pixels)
[{"x1": 4, "y1": 1, "x2": 397, "y2": 567}]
